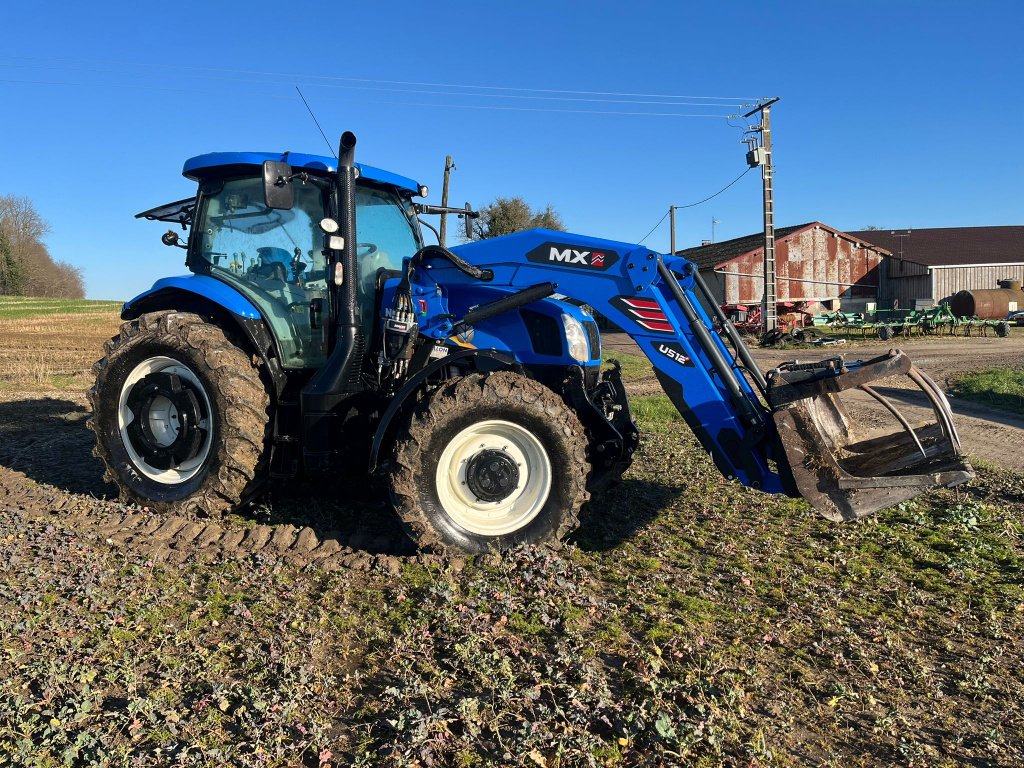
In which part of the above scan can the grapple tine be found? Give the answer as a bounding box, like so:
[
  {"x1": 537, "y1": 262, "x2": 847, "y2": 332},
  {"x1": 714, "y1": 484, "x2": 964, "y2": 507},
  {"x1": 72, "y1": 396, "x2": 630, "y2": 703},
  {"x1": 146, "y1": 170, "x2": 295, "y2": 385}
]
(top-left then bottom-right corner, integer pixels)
[
  {"x1": 767, "y1": 350, "x2": 974, "y2": 521},
  {"x1": 859, "y1": 384, "x2": 927, "y2": 460}
]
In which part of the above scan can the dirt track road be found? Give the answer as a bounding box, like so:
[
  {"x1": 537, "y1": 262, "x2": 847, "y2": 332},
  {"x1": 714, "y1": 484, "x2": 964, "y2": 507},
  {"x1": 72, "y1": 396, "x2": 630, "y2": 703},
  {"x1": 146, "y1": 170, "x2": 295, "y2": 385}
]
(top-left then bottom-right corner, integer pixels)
[{"x1": 606, "y1": 332, "x2": 1024, "y2": 473}]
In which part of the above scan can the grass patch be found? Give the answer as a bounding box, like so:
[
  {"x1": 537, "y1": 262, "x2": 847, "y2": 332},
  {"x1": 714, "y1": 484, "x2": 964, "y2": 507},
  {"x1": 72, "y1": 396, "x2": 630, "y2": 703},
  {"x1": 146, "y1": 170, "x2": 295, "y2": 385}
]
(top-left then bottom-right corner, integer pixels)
[
  {"x1": 0, "y1": 296, "x2": 122, "y2": 319},
  {"x1": 602, "y1": 350, "x2": 653, "y2": 382},
  {"x1": 630, "y1": 394, "x2": 683, "y2": 425},
  {"x1": 952, "y1": 367, "x2": 1024, "y2": 415},
  {"x1": 1, "y1": 440, "x2": 1023, "y2": 766}
]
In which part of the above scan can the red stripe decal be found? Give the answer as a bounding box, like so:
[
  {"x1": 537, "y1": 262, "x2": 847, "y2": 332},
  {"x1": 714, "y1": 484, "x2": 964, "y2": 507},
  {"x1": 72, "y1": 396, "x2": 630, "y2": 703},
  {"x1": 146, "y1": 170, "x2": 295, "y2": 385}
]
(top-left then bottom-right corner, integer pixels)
[
  {"x1": 636, "y1": 319, "x2": 674, "y2": 333},
  {"x1": 621, "y1": 298, "x2": 662, "y2": 310},
  {"x1": 629, "y1": 309, "x2": 668, "y2": 321}
]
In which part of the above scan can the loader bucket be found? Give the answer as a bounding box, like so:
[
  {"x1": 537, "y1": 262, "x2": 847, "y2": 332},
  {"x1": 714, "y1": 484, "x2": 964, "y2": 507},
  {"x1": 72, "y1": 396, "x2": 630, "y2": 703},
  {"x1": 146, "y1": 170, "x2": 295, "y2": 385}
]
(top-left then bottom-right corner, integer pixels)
[{"x1": 766, "y1": 350, "x2": 974, "y2": 521}]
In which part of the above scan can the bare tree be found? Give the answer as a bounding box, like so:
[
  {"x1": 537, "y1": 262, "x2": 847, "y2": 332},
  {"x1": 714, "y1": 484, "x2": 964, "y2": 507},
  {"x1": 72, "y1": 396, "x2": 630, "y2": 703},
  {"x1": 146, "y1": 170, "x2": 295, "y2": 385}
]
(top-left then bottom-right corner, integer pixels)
[
  {"x1": 0, "y1": 194, "x2": 84, "y2": 298},
  {"x1": 469, "y1": 196, "x2": 566, "y2": 240}
]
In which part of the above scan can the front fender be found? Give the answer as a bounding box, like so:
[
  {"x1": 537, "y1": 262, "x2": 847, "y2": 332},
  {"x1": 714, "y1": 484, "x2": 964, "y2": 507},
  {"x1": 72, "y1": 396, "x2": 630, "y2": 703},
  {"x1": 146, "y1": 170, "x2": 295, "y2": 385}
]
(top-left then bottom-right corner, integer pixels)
[{"x1": 367, "y1": 349, "x2": 522, "y2": 473}]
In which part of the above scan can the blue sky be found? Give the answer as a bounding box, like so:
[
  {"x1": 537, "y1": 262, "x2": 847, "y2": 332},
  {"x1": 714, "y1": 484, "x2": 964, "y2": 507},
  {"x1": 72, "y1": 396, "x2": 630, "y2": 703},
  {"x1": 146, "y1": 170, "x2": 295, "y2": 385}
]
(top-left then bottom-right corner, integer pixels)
[{"x1": 2, "y1": 0, "x2": 1022, "y2": 300}]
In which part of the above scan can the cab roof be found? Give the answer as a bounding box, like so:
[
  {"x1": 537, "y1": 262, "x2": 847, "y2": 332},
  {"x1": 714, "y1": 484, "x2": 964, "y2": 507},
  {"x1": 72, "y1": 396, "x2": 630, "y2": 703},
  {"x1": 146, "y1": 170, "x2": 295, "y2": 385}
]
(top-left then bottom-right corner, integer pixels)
[{"x1": 182, "y1": 151, "x2": 423, "y2": 196}]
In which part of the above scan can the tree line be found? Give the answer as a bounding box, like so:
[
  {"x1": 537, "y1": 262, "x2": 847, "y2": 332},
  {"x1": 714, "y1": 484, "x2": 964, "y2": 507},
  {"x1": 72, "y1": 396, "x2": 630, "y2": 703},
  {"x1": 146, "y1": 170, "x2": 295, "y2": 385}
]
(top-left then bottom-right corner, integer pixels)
[{"x1": 0, "y1": 195, "x2": 85, "y2": 298}]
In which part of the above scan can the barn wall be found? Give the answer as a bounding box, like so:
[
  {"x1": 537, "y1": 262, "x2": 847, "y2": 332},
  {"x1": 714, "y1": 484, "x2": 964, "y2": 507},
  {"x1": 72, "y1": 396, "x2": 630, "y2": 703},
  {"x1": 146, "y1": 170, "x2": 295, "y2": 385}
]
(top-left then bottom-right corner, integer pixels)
[
  {"x1": 715, "y1": 226, "x2": 882, "y2": 306},
  {"x1": 699, "y1": 268, "x2": 727, "y2": 304},
  {"x1": 878, "y1": 258, "x2": 933, "y2": 308},
  {"x1": 932, "y1": 264, "x2": 1024, "y2": 302}
]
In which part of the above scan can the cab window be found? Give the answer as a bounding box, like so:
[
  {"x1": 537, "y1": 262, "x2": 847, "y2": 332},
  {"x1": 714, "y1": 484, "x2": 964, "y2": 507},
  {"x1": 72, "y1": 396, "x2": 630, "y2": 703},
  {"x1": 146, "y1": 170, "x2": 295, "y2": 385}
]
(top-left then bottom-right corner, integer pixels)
[
  {"x1": 196, "y1": 176, "x2": 329, "y2": 368},
  {"x1": 355, "y1": 185, "x2": 422, "y2": 330}
]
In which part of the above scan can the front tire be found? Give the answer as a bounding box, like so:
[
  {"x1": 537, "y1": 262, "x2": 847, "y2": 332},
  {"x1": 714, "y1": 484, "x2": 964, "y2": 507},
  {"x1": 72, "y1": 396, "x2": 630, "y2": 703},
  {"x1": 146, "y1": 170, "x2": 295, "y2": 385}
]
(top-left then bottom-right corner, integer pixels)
[
  {"x1": 88, "y1": 311, "x2": 270, "y2": 516},
  {"x1": 389, "y1": 371, "x2": 590, "y2": 554}
]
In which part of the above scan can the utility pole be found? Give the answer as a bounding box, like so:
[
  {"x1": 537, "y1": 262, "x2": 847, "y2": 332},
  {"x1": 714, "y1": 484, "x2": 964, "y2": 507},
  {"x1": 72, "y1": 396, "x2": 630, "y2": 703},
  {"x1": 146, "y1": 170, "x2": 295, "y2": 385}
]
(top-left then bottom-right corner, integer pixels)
[
  {"x1": 438, "y1": 155, "x2": 455, "y2": 246},
  {"x1": 744, "y1": 97, "x2": 780, "y2": 333},
  {"x1": 669, "y1": 205, "x2": 677, "y2": 254},
  {"x1": 711, "y1": 216, "x2": 720, "y2": 243}
]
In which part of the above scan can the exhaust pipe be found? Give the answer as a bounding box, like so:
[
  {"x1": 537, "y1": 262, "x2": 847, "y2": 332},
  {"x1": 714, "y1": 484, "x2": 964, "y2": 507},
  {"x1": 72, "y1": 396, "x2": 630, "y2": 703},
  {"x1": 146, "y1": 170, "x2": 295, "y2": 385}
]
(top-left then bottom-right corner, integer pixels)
[{"x1": 301, "y1": 131, "x2": 366, "y2": 473}]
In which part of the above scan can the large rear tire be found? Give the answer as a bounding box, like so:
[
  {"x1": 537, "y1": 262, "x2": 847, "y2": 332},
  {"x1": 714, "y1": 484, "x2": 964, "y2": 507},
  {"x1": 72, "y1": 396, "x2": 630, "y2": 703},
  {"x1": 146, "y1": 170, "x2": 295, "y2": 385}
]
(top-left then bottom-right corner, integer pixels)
[
  {"x1": 88, "y1": 311, "x2": 270, "y2": 516},
  {"x1": 389, "y1": 371, "x2": 590, "y2": 554}
]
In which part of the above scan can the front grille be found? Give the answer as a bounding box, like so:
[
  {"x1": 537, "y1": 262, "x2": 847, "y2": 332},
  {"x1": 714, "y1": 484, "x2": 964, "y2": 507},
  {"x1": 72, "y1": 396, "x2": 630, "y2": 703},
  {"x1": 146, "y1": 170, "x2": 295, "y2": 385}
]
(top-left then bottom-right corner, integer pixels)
[
  {"x1": 584, "y1": 320, "x2": 601, "y2": 361},
  {"x1": 522, "y1": 309, "x2": 563, "y2": 356}
]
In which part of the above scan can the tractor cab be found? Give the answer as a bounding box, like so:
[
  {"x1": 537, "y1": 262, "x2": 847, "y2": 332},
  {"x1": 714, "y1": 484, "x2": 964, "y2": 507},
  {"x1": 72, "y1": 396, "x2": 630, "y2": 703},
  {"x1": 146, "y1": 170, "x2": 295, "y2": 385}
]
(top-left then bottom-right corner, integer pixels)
[{"x1": 139, "y1": 151, "x2": 426, "y2": 370}]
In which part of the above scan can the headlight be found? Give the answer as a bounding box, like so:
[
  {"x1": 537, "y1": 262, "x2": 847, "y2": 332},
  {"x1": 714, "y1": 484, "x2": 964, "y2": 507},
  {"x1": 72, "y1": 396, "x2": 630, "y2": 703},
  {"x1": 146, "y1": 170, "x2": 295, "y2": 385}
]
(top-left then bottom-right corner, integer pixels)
[{"x1": 561, "y1": 314, "x2": 589, "y2": 363}]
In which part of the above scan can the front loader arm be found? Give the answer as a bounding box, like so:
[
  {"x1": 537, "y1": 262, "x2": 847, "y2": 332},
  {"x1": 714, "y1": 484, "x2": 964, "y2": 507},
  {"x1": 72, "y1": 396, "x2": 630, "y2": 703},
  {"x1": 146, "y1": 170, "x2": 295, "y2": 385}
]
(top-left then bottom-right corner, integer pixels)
[
  {"x1": 433, "y1": 229, "x2": 973, "y2": 520},
  {"x1": 443, "y1": 230, "x2": 785, "y2": 493}
]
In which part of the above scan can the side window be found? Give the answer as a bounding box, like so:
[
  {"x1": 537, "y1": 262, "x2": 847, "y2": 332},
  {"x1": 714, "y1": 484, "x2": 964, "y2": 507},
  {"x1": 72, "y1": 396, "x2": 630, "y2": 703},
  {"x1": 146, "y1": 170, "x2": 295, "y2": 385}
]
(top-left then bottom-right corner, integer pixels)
[
  {"x1": 355, "y1": 186, "x2": 421, "y2": 330},
  {"x1": 197, "y1": 177, "x2": 329, "y2": 368}
]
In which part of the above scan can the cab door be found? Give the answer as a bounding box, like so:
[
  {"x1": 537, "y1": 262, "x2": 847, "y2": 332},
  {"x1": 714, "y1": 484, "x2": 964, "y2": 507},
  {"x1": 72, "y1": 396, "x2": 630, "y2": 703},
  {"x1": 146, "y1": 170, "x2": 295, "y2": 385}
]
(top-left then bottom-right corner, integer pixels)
[{"x1": 196, "y1": 177, "x2": 330, "y2": 369}]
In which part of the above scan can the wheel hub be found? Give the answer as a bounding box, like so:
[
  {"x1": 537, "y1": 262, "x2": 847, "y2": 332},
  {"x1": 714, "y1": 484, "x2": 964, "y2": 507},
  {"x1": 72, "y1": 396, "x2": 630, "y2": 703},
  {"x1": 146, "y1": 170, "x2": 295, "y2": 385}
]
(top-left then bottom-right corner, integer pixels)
[
  {"x1": 465, "y1": 449, "x2": 521, "y2": 502},
  {"x1": 124, "y1": 371, "x2": 207, "y2": 470}
]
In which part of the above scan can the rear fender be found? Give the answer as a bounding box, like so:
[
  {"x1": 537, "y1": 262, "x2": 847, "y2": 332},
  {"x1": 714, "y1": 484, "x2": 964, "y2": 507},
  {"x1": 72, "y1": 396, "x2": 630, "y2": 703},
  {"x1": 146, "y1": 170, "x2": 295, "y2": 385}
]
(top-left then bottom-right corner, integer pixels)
[{"x1": 121, "y1": 277, "x2": 286, "y2": 395}]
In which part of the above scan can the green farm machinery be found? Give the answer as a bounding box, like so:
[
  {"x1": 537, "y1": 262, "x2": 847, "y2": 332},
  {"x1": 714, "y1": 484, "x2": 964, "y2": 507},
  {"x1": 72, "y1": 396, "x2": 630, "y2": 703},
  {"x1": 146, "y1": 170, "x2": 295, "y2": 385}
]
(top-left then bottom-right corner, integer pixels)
[{"x1": 817, "y1": 303, "x2": 1011, "y2": 341}]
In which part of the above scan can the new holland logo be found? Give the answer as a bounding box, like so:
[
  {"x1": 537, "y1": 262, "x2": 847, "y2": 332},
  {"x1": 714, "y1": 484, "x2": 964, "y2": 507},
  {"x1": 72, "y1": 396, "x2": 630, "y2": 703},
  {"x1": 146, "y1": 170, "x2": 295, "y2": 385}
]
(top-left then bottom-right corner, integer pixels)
[{"x1": 525, "y1": 242, "x2": 620, "y2": 270}]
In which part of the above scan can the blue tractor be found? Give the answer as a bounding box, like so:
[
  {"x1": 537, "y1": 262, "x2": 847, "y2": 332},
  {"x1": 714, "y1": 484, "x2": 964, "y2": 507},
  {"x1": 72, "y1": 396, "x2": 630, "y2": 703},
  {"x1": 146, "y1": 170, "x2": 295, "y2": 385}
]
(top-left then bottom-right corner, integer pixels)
[{"x1": 89, "y1": 132, "x2": 973, "y2": 553}]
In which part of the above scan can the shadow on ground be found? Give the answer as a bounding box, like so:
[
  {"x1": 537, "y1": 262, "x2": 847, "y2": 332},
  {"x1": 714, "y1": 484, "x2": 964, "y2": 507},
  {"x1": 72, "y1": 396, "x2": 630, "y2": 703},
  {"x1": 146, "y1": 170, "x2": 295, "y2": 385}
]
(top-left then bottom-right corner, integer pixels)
[
  {"x1": 571, "y1": 478, "x2": 681, "y2": 551},
  {"x1": 0, "y1": 397, "x2": 112, "y2": 497},
  {"x1": 0, "y1": 397, "x2": 683, "y2": 558},
  {"x1": 0, "y1": 397, "x2": 416, "y2": 556}
]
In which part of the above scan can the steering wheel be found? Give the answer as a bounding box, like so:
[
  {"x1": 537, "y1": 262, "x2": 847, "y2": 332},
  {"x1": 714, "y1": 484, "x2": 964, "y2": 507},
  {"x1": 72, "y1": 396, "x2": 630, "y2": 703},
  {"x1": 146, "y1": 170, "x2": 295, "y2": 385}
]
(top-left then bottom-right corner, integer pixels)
[{"x1": 357, "y1": 242, "x2": 378, "y2": 256}]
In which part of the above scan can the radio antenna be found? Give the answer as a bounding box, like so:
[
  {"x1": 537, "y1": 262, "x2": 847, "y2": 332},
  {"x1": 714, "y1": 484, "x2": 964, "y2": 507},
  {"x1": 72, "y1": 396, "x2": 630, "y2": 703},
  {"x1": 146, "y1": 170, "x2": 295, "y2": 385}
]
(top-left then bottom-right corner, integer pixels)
[{"x1": 295, "y1": 86, "x2": 336, "y2": 159}]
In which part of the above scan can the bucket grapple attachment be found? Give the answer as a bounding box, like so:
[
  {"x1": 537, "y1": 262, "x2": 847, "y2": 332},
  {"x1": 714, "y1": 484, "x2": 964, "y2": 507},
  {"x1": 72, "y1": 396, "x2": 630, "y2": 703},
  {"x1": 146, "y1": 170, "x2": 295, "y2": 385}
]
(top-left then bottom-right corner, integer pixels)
[{"x1": 767, "y1": 350, "x2": 974, "y2": 521}]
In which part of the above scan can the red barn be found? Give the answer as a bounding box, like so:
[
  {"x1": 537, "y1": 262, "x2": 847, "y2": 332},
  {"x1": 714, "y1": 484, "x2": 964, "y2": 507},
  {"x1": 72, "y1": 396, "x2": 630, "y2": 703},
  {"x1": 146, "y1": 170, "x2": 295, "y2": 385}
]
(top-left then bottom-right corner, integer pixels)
[{"x1": 678, "y1": 222, "x2": 890, "y2": 312}]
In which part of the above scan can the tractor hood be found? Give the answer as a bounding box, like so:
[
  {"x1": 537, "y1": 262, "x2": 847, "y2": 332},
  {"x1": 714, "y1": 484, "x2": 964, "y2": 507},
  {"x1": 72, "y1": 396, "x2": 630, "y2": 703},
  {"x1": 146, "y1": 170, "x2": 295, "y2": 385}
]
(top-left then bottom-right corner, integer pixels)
[{"x1": 182, "y1": 151, "x2": 423, "y2": 196}]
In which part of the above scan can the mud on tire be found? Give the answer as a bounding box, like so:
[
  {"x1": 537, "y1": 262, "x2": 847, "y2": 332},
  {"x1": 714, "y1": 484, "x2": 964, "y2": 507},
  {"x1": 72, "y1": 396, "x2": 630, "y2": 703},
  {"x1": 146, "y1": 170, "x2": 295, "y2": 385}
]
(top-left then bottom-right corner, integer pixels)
[
  {"x1": 88, "y1": 311, "x2": 270, "y2": 516},
  {"x1": 389, "y1": 371, "x2": 590, "y2": 554}
]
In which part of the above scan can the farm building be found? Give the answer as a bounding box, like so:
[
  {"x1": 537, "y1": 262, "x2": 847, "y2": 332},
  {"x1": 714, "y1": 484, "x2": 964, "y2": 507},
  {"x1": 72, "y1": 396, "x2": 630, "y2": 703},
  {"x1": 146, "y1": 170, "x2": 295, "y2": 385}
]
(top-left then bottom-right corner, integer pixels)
[
  {"x1": 845, "y1": 226, "x2": 1024, "y2": 310},
  {"x1": 678, "y1": 222, "x2": 889, "y2": 312}
]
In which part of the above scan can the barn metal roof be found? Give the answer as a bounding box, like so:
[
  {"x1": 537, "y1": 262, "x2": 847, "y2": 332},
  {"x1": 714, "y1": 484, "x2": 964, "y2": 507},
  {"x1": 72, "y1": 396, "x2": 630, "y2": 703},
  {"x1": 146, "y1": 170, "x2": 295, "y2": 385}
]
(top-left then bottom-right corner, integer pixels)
[
  {"x1": 677, "y1": 221, "x2": 891, "y2": 269},
  {"x1": 845, "y1": 226, "x2": 1024, "y2": 267}
]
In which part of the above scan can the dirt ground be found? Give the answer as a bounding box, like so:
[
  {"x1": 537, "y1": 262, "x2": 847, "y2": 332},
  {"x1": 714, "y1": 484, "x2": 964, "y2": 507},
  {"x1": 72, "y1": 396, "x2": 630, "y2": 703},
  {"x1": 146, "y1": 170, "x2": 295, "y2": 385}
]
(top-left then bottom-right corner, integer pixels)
[
  {"x1": 605, "y1": 331, "x2": 1024, "y2": 473},
  {"x1": 0, "y1": 314, "x2": 1020, "y2": 569},
  {"x1": 2, "y1": 307, "x2": 1023, "y2": 765}
]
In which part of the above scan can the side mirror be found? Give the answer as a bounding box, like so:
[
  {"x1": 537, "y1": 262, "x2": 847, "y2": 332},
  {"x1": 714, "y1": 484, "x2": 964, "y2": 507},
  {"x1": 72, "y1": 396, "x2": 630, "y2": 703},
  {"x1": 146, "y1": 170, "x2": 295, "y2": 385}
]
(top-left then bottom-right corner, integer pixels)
[
  {"x1": 262, "y1": 160, "x2": 295, "y2": 210},
  {"x1": 463, "y1": 202, "x2": 478, "y2": 240}
]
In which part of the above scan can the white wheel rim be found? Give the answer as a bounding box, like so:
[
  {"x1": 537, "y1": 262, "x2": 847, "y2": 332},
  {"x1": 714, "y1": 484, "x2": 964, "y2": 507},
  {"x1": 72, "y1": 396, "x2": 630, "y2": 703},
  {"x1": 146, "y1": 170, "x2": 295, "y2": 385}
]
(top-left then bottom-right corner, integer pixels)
[
  {"x1": 117, "y1": 356, "x2": 213, "y2": 484},
  {"x1": 435, "y1": 419, "x2": 552, "y2": 537}
]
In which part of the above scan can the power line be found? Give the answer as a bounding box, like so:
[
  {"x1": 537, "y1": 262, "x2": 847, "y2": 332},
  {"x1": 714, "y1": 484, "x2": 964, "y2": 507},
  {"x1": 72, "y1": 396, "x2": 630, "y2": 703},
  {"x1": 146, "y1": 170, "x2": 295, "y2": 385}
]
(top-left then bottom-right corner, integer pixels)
[
  {"x1": 638, "y1": 167, "x2": 753, "y2": 243},
  {"x1": 0, "y1": 55, "x2": 761, "y2": 102},
  {"x1": 0, "y1": 78, "x2": 738, "y2": 119},
  {"x1": 638, "y1": 210, "x2": 671, "y2": 244},
  {"x1": 0, "y1": 62, "x2": 745, "y2": 109},
  {"x1": 673, "y1": 167, "x2": 752, "y2": 210},
  {"x1": 0, "y1": 77, "x2": 295, "y2": 100},
  {"x1": 377, "y1": 101, "x2": 735, "y2": 118}
]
